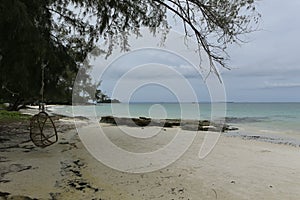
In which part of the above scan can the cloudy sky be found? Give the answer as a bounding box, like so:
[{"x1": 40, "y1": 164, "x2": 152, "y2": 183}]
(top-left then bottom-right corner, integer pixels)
[
  {"x1": 221, "y1": 0, "x2": 300, "y2": 102},
  {"x1": 90, "y1": 0, "x2": 300, "y2": 103}
]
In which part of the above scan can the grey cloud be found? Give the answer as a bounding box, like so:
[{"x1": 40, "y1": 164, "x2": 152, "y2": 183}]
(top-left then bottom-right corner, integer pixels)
[{"x1": 262, "y1": 81, "x2": 300, "y2": 89}]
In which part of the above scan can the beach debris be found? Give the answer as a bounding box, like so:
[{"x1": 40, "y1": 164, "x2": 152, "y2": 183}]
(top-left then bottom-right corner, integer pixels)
[
  {"x1": 167, "y1": 186, "x2": 186, "y2": 198},
  {"x1": 0, "y1": 156, "x2": 9, "y2": 163},
  {"x1": 0, "y1": 191, "x2": 10, "y2": 198},
  {"x1": 0, "y1": 122, "x2": 31, "y2": 150},
  {"x1": 225, "y1": 132, "x2": 300, "y2": 147},
  {"x1": 59, "y1": 160, "x2": 102, "y2": 195},
  {"x1": 49, "y1": 193, "x2": 61, "y2": 200},
  {"x1": 0, "y1": 164, "x2": 32, "y2": 184},
  {"x1": 8, "y1": 164, "x2": 32, "y2": 173},
  {"x1": 5, "y1": 195, "x2": 37, "y2": 200},
  {"x1": 178, "y1": 188, "x2": 185, "y2": 194},
  {"x1": 212, "y1": 188, "x2": 218, "y2": 199}
]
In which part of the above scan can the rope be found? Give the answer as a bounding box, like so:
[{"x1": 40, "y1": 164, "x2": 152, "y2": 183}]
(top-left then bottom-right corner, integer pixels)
[
  {"x1": 39, "y1": 64, "x2": 46, "y2": 112},
  {"x1": 40, "y1": 64, "x2": 45, "y2": 104}
]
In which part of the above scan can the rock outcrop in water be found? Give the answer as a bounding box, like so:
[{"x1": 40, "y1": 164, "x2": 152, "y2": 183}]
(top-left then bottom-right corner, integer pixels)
[{"x1": 100, "y1": 116, "x2": 238, "y2": 132}]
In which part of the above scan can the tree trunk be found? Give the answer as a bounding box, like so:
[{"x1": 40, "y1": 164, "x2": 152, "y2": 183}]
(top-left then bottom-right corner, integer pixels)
[{"x1": 8, "y1": 98, "x2": 23, "y2": 111}]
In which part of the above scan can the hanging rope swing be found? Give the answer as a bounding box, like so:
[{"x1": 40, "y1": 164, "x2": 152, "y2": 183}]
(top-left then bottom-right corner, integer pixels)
[{"x1": 29, "y1": 65, "x2": 58, "y2": 147}]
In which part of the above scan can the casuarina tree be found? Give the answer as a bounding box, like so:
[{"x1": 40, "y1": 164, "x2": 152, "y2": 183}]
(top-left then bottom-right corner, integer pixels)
[{"x1": 0, "y1": 0, "x2": 260, "y2": 110}]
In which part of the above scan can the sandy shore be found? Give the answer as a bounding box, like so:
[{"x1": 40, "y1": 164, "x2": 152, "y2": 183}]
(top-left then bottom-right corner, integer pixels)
[{"x1": 1, "y1": 118, "x2": 300, "y2": 199}]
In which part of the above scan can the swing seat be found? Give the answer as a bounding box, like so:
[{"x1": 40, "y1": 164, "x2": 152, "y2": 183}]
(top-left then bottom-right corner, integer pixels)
[{"x1": 30, "y1": 111, "x2": 58, "y2": 147}]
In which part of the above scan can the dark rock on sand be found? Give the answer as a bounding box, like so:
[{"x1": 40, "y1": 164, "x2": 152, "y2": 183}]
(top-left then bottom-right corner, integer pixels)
[{"x1": 100, "y1": 116, "x2": 238, "y2": 132}]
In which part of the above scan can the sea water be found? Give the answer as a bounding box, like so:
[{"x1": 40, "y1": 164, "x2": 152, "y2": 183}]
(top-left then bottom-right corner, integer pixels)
[{"x1": 51, "y1": 102, "x2": 300, "y2": 144}]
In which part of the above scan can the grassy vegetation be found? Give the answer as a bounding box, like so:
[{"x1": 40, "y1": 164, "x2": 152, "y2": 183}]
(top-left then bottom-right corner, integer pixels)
[{"x1": 0, "y1": 110, "x2": 31, "y2": 122}]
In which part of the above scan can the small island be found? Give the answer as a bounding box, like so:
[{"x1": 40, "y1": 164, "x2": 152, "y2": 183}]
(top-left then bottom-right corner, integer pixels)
[{"x1": 95, "y1": 90, "x2": 120, "y2": 103}]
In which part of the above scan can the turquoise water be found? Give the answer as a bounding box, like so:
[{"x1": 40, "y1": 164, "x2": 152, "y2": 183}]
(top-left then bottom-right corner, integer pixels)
[
  {"x1": 51, "y1": 102, "x2": 300, "y2": 140},
  {"x1": 224, "y1": 103, "x2": 300, "y2": 140}
]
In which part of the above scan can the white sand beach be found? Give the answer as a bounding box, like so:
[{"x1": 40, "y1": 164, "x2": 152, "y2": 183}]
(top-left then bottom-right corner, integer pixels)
[{"x1": 1, "y1": 118, "x2": 300, "y2": 200}]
